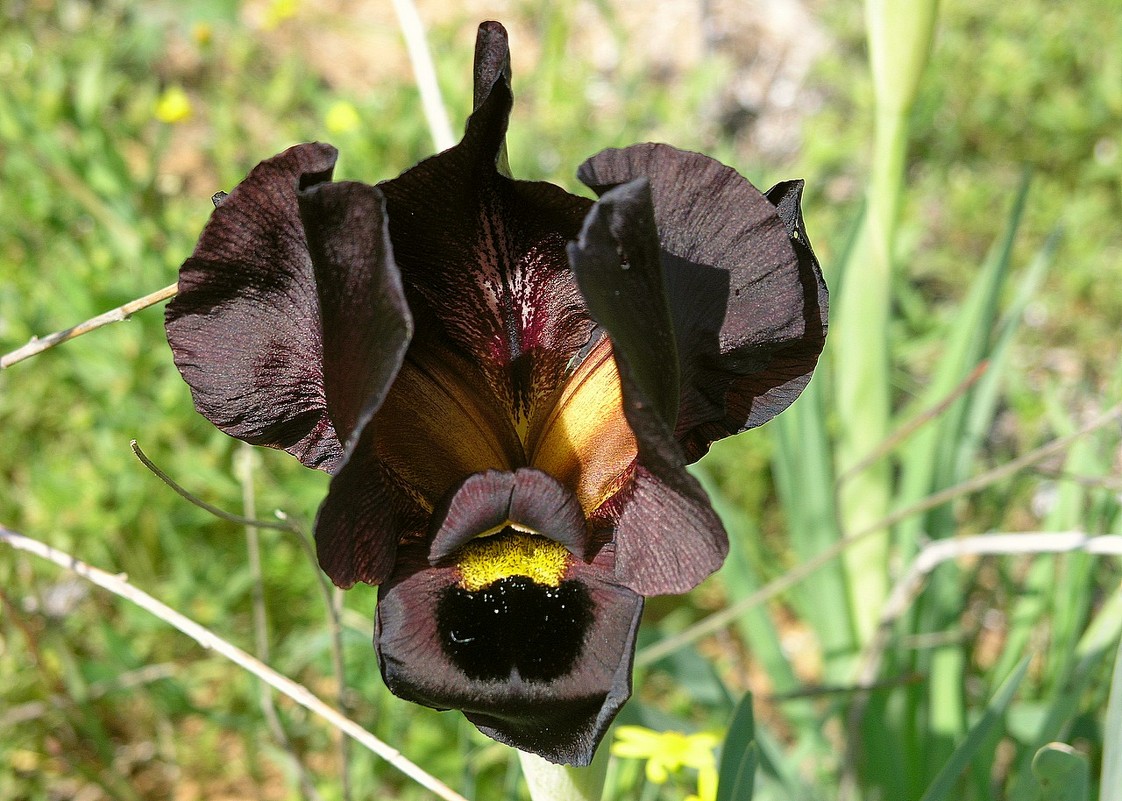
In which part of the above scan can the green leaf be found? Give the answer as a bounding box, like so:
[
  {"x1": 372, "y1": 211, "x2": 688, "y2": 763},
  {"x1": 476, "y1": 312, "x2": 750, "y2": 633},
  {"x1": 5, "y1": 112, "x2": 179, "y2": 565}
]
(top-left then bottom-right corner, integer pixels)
[
  {"x1": 717, "y1": 692, "x2": 757, "y2": 801},
  {"x1": 1032, "y1": 743, "x2": 1090, "y2": 801},
  {"x1": 919, "y1": 657, "x2": 1030, "y2": 801},
  {"x1": 1102, "y1": 636, "x2": 1122, "y2": 801}
]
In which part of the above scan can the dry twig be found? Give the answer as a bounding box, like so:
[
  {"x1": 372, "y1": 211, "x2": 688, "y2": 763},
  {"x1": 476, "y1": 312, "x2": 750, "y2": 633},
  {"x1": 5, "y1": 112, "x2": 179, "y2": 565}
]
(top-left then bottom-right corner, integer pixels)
[
  {"x1": 0, "y1": 525, "x2": 469, "y2": 801},
  {"x1": 1, "y1": 283, "x2": 178, "y2": 370}
]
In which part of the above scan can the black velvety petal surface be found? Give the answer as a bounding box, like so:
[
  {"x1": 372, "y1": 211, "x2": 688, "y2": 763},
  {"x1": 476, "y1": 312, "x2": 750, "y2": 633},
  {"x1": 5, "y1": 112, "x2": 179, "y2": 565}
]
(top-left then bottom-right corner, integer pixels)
[
  {"x1": 314, "y1": 426, "x2": 428, "y2": 588},
  {"x1": 166, "y1": 142, "x2": 343, "y2": 471},
  {"x1": 569, "y1": 179, "x2": 728, "y2": 595},
  {"x1": 577, "y1": 144, "x2": 828, "y2": 463},
  {"x1": 375, "y1": 544, "x2": 642, "y2": 766}
]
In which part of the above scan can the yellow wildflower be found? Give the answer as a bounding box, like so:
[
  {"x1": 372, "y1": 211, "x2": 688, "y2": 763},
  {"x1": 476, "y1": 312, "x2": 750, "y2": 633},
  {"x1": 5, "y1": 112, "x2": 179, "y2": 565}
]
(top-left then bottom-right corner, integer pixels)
[
  {"x1": 612, "y1": 725, "x2": 720, "y2": 801},
  {"x1": 324, "y1": 100, "x2": 361, "y2": 135},
  {"x1": 263, "y1": 0, "x2": 299, "y2": 29},
  {"x1": 155, "y1": 86, "x2": 192, "y2": 124}
]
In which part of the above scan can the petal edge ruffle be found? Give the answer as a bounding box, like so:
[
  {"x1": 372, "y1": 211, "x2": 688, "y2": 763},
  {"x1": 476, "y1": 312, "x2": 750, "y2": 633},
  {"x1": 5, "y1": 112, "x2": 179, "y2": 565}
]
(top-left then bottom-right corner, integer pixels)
[
  {"x1": 578, "y1": 143, "x2": 828, "y2": 464},
  {"x1": 165, "y1": 142, "x2": 343, "y2": 471}
]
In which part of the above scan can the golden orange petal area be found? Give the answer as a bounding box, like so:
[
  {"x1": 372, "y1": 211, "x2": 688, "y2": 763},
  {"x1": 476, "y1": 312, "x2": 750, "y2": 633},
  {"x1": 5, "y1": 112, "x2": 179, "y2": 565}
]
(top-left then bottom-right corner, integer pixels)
[
  {"x1": 371, "y1": 334, "x2": 637, "y2": 520},
  {"x1": 528, "y1": 337, "x2": 638, "y2": 516}
]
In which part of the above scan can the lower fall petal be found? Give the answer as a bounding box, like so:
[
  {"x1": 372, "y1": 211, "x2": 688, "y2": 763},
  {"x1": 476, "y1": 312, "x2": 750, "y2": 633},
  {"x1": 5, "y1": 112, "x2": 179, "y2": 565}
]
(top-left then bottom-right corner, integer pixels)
[{"x1": 376, "y1": 545, "x2": 642, "y2": 765}]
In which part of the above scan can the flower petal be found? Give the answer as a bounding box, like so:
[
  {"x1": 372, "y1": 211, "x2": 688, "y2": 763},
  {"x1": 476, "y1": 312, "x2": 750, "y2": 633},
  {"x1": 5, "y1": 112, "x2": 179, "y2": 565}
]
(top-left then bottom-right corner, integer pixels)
[
  {"x1": 429, "y1": 468, "x2": 589, "y2": 562},
  {"x1": 577, "y1": 144, "x2": 828, "y2": 463},
  {"x1": 528, "y1": 336, "x2": 637, "y2": 517},
  {"x1": 376, "y1": 545, "x2": 642, "y2": 766},
  {"x1": 314, "y1": 428, "x2": 428, "y2": 588},
  {"x1": 165, "y1": 142, "x2": 343, "y2": 471},
  {"x1": 366, "y1": 343, "x2": 524, "y2": 507},
  {"x1": 569, "y1": 178, "x2": 727, "y2": 595},
  {"x1": 297, "y1": 181, "x2": 412, "y2": 454},
  {"x1": 378, "y1": 23, "x2": 596, "y2": 447}
]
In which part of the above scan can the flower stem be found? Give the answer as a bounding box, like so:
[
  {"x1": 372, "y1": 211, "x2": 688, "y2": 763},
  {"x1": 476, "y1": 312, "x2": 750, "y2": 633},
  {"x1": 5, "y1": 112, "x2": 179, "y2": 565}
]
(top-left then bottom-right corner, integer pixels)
[{"x1": 518, "y1": 747, "x2": 609, "y2": 801}]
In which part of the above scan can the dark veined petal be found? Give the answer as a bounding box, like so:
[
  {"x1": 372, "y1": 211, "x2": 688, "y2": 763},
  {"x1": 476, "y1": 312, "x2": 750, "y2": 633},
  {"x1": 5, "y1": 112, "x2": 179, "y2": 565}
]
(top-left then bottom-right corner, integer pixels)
[
  {"x1": 377, "y1": 22, "x2": 596, "y2": 456},
  {"x1": 568, "y1": 179, "x2": 727, "y2": 595},
  {"x1": 165, "y1": 142, "x2": 343, "y2": 471},
  {"x1": 376, "y1": 544, "x2": 642, "y2": 766},
  {"x1": 314, "y1": 427, "x2": 428, "y2": 588},
  {"x1": 429, "y1": 468, "x2": 589, "y2": 562},
  {"x1": 577, "y1": 144, "x2": 828, "y2": 463},
  {"x1": 297, "y1": 181, "x2": 412, "y2": 455}
]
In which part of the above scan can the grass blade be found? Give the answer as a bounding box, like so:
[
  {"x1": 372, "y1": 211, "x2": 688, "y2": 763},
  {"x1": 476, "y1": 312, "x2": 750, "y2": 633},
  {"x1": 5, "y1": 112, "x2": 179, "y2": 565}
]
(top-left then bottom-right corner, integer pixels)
[
  {"x1": 918, "y1": 656, "x2": 1030, "y2": 801},
  {"x1": 1101, "y1": 636, "x2": 1122, "y2": 801},
  {"x1": 1032, "y1": 743, "x2": 1090, "y2": 801},
  {"x1": 717, "y1": 692, "x2": 758, "y2": 801}
]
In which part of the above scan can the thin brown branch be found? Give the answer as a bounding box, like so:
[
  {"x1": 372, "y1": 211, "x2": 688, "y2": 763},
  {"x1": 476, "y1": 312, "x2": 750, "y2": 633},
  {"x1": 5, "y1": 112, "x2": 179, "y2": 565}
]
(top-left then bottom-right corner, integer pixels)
[
  {"x1": 236, "y1": 445, "x2": 325, "y2": 801},
  {"x1": 1, "y1": 283, "x2": 178, "y2": 370},
  {"x1": 136, "y1": 439, "x2": 354, "y2": 799},
  {"x1": 0, "y1": 525, "x2": 469, "y2": 801}
]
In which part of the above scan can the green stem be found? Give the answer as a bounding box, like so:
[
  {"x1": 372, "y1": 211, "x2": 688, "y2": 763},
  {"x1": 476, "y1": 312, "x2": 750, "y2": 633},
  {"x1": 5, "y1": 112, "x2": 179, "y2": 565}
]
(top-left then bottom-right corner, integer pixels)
[{"x1": 518, "y1": 746, "x2": 609, "y2": 801}]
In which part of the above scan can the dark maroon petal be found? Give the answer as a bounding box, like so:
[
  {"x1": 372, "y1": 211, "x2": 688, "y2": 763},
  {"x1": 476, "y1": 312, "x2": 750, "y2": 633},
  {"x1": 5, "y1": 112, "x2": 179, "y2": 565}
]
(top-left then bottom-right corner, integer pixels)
[
  {"x1": 577, "y1": 144, "x2": 828, "y2": 463},
  {"x1": 297, "y1": 181, "x2": 412, "y2": 454},
  {"x1": 314, "y1": 428, "x2": 428, "y2": 588},
  {"x1": 378, "y1": 24, "x2": 596, "y2": 443},
  {"x1": 429, "y1": 468, "x2": 589, "y2": 562},
  {"x1": 473, "y1": 21, "x2": 511, "y2": 112},
  {"x1": 568, "y1": 181, "x2": 727, "y2": 595},
  {"x1": 375, "y1": 546, "x2": 642, "y2": 766},
  {"x1": 567, "y1": 178, "x2": 679, "y2": 426},
  {"x1": 165, "y1": 142, "x2": 343, "y2": 471}
]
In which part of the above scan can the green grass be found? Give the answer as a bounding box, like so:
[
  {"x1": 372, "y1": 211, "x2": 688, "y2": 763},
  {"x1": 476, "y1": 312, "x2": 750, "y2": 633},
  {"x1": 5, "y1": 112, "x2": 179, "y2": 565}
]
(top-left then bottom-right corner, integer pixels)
[{"x1": 2, "y1": 0, "x2": 1121, "y2": 799}]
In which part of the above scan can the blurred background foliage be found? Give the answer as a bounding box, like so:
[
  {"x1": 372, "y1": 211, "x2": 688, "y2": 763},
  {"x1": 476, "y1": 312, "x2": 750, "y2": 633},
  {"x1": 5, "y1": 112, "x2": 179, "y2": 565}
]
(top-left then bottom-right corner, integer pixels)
[{"x1": 1, "y1": 0, "x2": 1120, "y2": 799}]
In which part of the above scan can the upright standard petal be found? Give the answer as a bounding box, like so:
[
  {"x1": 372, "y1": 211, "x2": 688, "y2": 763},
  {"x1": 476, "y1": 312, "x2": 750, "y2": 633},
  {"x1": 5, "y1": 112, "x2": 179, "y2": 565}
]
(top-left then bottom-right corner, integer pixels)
[
  {"x1": 577, "y1": 144, "x2": 828, "y2": 463},
  {"x1": 569, "y1": 179, "x2": 727, "y2": 595},
  {"x1": 165, "y1": 142, "x2": 343, "y2": 471},
  {"x1": 377, "y1": 22, "x2": 596, "y2": 463}
]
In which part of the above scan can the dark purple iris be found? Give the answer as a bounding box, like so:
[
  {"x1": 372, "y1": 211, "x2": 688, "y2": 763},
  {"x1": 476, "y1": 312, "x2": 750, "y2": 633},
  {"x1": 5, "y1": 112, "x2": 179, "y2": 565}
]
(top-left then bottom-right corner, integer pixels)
[{"x1": 165, "y1": 21, "x2": 827, "y2": 766}]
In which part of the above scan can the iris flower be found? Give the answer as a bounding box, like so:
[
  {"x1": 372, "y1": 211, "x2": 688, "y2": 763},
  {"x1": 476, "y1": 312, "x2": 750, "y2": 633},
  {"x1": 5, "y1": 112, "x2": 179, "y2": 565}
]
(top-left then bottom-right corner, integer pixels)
[{"x1": 165, "y1": 21, "x2": 827, "y2": 766}]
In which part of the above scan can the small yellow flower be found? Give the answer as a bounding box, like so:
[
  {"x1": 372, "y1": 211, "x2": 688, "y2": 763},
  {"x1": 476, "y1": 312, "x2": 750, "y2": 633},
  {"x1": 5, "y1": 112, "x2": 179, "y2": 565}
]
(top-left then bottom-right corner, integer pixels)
[
  {"x1": 192, "y1": 22, "x2": 213, "y2": 47},
  {"x1": 155, "y1": 86, "x2": 192, "y2": 124},
  {"x1": 612, "y1": 725, "x2": 720, "y2": 801},
  {"x1": 263, "y1": 0, "x2": 299, "y2": 29},
  {"x1": 324, "y1": 100, "x2": 361, "y2": 135}
]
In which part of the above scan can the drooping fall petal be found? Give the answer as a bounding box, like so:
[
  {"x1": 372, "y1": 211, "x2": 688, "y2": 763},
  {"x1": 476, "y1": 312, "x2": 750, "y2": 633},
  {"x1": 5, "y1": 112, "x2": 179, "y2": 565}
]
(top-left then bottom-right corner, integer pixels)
[
  {"x1": 377, "y1": 23, "x2": 596, "y2": 451},
  {"x1": 376, "y1": 542, "x2": 642, "y2": 766}
]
